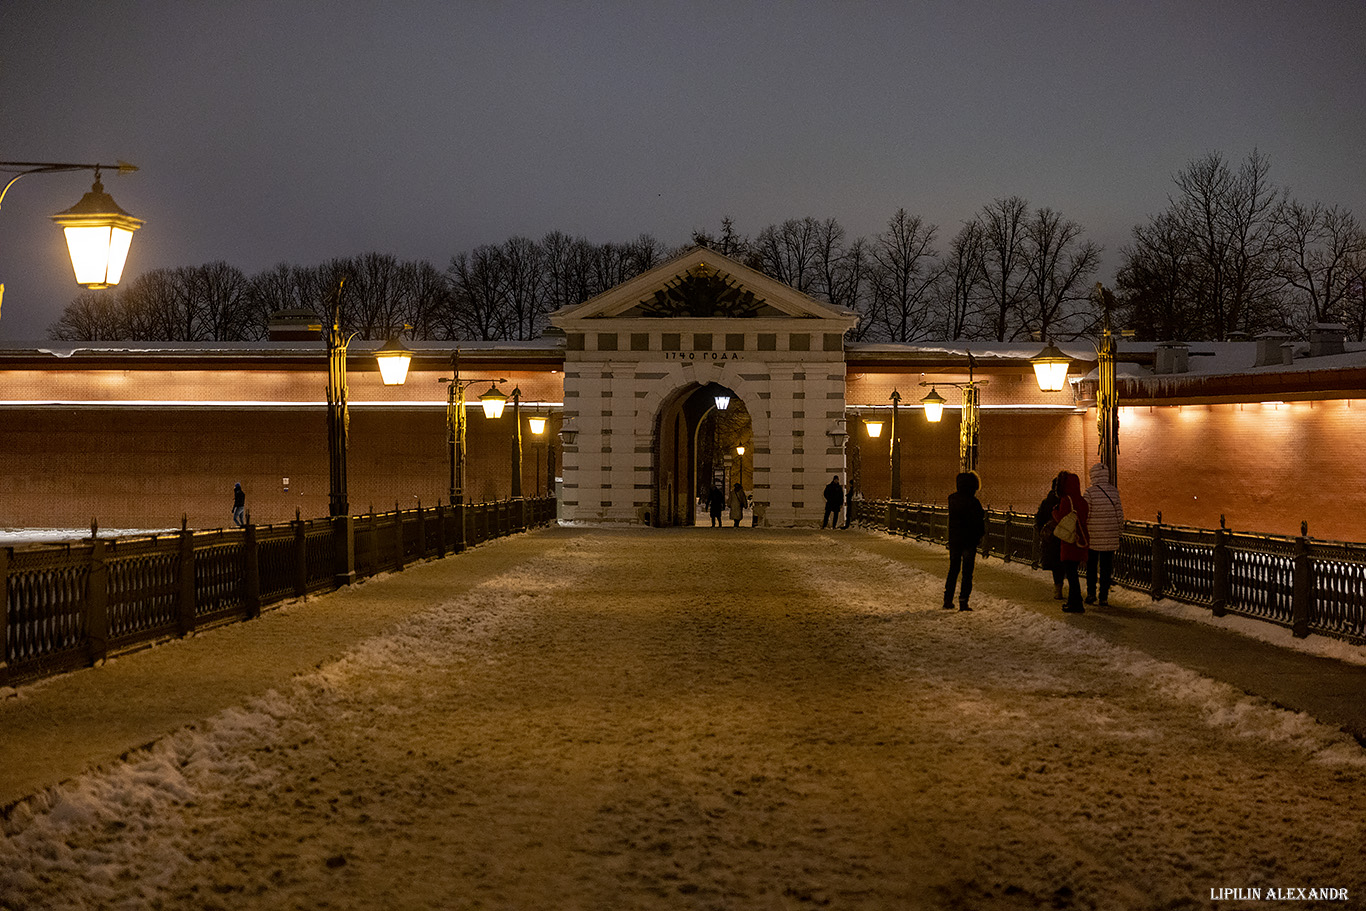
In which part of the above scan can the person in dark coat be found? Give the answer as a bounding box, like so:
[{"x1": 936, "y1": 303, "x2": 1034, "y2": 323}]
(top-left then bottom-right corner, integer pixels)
[
  {"x1": 944, "y1": 471, "x2": 985, "y2": 611},
  {"x1": 1051, "y1": 470, "x2": 1090, "y2": 613},
  {"x1": 822, "y1": 475, "x2": 844, "y2": 528},
  {"x1": 707, "y1": 484, "x2": 725, "y2": 527},
  {"x1": 232, "y1": 482, "x2": 246, "y2": 527},
  {"x1": 1035, "y1": 472, "x2": 1066, "y2": 600}
]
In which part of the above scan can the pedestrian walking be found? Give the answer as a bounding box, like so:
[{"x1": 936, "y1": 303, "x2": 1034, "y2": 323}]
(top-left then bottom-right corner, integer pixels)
[
  {"x1": 1083, "y1": 463, "x2": 1125, "y2": 606},
  {"x1": 707, "y1": 484, "x2": 725, "y2": 527},
  {"x1": 943, "y1": 470, "x2": 985, "y2": 611},
  {"x1": 728, "y1": 482, "x2": 747, "y2": 527},
  {"x1": 1051, "y1": 471, "x2": 1090, "y2": 613},
  {"x1": 1035, "y1": 472, "x2": 1066, "y2": 600},
  {"x1": 822, "y1": 475, "x2": 844, "y2": 528},
  {"x1": 232, "y1": 482, "x2": 246, "y2": 527}
]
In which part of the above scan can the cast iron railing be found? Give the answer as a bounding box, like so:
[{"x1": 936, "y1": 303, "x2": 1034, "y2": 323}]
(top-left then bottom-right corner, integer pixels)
[
  {"x1": 852, "y1": 499, "x2": 1366, "y2": 645},
  {"x1": 0, "y1": 497, "x2": 556, "y2": 686}
]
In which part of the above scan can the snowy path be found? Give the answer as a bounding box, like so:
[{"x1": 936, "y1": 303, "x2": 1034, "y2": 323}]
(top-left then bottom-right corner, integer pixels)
[{"x1": 2, "y1": 527, "x2": 1363, "y2": 910}]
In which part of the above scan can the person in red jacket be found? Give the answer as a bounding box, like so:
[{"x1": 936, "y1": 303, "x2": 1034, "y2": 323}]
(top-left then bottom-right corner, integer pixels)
[{"x1": 1051, "y1": 470, "x2": 1090, "y2": 613}]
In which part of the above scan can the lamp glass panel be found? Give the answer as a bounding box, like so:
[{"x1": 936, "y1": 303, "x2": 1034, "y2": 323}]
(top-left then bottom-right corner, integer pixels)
[
  {"x1": 1032, "y1": 360, "x2": 1070, "y2": 392},
  {"x1": 923, "y1": 401, "x2": 945, "y2": 422},
  {"x1": 528, "y1": 416, "x2": 547, "y2": 434},
  {"x1": 865, "y1": 420, "x2": 884, "y2": 438},
  {"x1": 480, "y1": 389, "x2": 508, "y2": 419},
  {"x1": 64, "y1": 226, "x2": 117, "y2": 286},
  {"x1": 375, "y1": 351, "x2": 412, "y2": 385},
  {"x1": 714, "y1": 395, "x2": 730, "y2": 411}
]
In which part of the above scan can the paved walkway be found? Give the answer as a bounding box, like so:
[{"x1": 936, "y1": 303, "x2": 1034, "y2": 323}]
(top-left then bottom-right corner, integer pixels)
[
  {"x1": 4, "y1": 526, "x2": 1364, "y2": 812},
  {"x1": 2, "y1": 526, "x2": 1363, "y2": 909},
  {"x1": 852, "y1": 531, "x2": 1366, "y2": 745}
]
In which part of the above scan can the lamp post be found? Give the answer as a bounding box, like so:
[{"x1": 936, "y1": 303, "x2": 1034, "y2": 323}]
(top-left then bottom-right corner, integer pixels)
[
  {"x1": 919, "y1": 354, "x2": 984, "y2": 473},
  {"x1": 1030, "y1": 284, "x2": 1118, "y2": 485},
  {"x1": 324, "y1": 284, "x2": 415, "y2": 516},
  {"x1": 438, "y1": 351, "x2": 508, "y2": 506},
  {"x1": 0, "y1": 160, "x2": 144, "y2": 309},
  {"x1": 326, "y1": 281, "x2": 351, "y2": 518},
  {"x1": 889, "y1": 389, "x2": 902, "y2": 499},
  {"x1": 509, "y1": 386, "x2": 523, "y2": 500}
]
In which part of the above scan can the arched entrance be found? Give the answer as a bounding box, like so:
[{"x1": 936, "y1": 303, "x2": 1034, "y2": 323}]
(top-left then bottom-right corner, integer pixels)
[{"x1": 652, "y1": 382, "x2": 753, "y2": 526}]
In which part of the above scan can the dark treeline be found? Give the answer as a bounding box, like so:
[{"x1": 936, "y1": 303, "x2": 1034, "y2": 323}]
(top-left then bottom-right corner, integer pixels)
[{"x1": 50, "y1": 150, "x2": 1365, "y2": 344}]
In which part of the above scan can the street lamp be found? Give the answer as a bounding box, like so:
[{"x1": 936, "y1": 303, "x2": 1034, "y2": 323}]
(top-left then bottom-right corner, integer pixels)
[
  {"x1": 438, "y1": 352, "x2": 508, "y2": 507},
  {"x1": 324, "y1": 281, "x2": 415, "y2": 517},
  {"x1": 863, "y1": 418, "x2": 884, "y2": 438},
  {"x1": 0, "y1": 160, "x2": 144, "y2": 306},
  {"x1": 528, "y1": 410, "x2": 547, "y2": 497},
  {"x1": 919, "y1": 387, "x2": 946, "y2": 423},
  {"x1": 1029, "y1": 341, "x2": 1071, "y2": 393},
  {"x1": 919, "y1": 354, "x2": 984, "y2": 472},
  {"x1": 374, "y1": 337, "x2": 413, "y2": 386},
  {"x1": 714, "y1": 394, "x2": 731, "y2": 411},
  {"x1": 1030, "y1": 284, "x2": 1118, "y2": 485}
]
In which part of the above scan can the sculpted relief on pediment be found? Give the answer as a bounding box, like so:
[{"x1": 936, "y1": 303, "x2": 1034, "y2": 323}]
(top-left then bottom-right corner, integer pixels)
[{"x1": 613, "y1": 264, "x2": 791, "y2": 319}]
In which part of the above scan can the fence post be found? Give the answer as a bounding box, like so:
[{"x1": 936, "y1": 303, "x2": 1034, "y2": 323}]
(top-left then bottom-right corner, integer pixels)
[
  {"x1": 414, "y1": 503, "x2": 425, "y2": 558},
  {"x1": 333, "y1": 514, "x2": 356, "y2": 587},
  {"x1": 178, "y1": 526, "x2": 196, "y2": 636},
  {"x1": 0, "y1": 547, "x2": 10, "y2": 686},
  {"x1": 292, "y1": 513, "x2": 307, "y2": 597},
  {"x1": 87, "y1": 538, "x2": 109, "y2": 666},
  {"x1": 243, "y1": 523, "x2": 261, "y2": 619},
  {"x1": 1001, "y1": 511, "x2": 1012, "y2": 563},
  {"x1": 393, "y1": 506, "x2": 406, "y2": 572},
  {"x1": 1150, "y1": 517, "x2": 1166, "y2": 601},
  {"x1": 1291, "y1": 528, "x2": 1312, "y2": 639},
  {"x1": 456, "y1": 502, "x2": 468, "y2": 553},
  {"x1": 1211, "y1": 521, "x2": 1230, "y2": 617},
  {"x1": 435, "y1": 503, "x2": 447, "y2": 558}
]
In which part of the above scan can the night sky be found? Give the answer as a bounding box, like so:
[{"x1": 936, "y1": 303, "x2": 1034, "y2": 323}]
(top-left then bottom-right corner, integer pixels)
[{"x1": 2, "y1": 0, "x2": 1363, "y2": 340}]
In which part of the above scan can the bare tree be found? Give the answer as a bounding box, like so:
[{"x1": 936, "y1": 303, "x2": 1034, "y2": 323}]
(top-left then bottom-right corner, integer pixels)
[
  {"x1": 753, "y1": 218, "x2": 823, "y2": 295},
  {"x1": 1017, "y1": 208, "x2": 1101, "y2": 341},
  {"x1": 864, "y1": 209, "x2": 943, "y2": 341},
  {"x1": 977, "y1": 197, "x2": 1032, "y2": 341},
  {"x1": 48, "y1": 291, "x2": 125, "y2": 340},
  {"x1": 1272, "y1": 201, "x2": 1366, "y2": 333},
  {"x1": 1172, "y1": 150, "x2": 1285, "y2": 338},
  {"x1": 445, "y1": 246, "x2": 508, "y2": 340},
  {"x1": 941, "y1": 221, "x2": 986, "y2": 339}
]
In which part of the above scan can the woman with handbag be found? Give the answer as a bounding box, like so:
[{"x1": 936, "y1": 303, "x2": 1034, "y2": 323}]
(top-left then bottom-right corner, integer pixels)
[{"x1": 1051, "y1": 471, "x2": 1090, "y2": 613}]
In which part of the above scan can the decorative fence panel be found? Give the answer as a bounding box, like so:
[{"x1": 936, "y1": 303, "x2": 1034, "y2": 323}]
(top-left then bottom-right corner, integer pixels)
[
  {"x1": 852, "y1": 499, "x2": 1366, "y2": 645},
  {"x1": 1, "y1": 497, "x2": 556, "y2": 686}
]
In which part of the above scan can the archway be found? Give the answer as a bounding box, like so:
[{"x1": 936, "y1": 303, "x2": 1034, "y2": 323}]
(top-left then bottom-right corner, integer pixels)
[{"x1": 652, "y1": 382, "x2": 753, "y2": 526}]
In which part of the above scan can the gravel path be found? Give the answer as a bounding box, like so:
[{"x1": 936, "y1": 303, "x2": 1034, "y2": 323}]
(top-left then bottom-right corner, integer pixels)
[{"x1": 2, "y1": 527, "x2": 1363, "y2": 910}]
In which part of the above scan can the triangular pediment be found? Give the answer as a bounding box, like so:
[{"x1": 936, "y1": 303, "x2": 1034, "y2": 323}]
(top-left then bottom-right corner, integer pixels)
[{"x1": 551, "y1": 246, "x2": 858, "y2": 325}]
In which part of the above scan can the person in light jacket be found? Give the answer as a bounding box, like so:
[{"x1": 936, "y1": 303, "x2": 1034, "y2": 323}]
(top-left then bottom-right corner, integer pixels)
[
  {"x1": 1083, "y1": 462, "x2": 1125, "y2": 606},
  {"x1": 728, "y1": 483, "x2": 747, "y2": 527},
  {"x1": 1051, "y1": 471, "x2": 1090, "y2": 613}
]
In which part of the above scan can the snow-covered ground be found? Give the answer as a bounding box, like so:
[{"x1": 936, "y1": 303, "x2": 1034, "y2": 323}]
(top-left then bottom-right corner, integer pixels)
[{"x1": 2, "y1": 527, "x2": 1362, "y2": 909}]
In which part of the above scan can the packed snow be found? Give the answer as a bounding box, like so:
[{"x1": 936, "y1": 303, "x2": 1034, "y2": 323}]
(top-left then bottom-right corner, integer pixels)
[{"x1": 2, "y1": 527, "x2": 1362, "y2": 910}]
